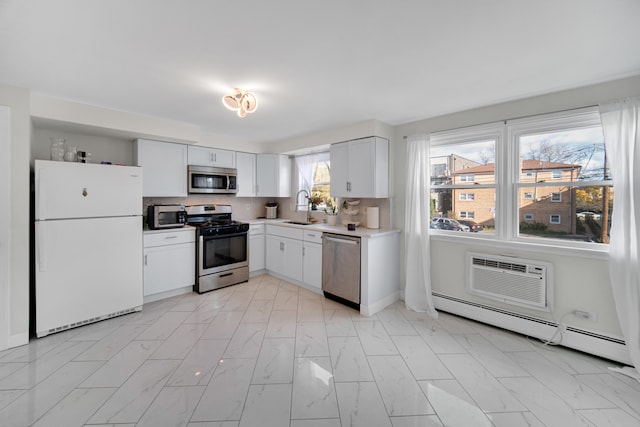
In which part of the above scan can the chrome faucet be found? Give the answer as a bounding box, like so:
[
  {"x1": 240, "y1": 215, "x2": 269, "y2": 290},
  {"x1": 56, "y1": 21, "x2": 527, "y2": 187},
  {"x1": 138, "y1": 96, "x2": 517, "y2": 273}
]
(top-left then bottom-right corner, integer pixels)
[{"x1": 295, "y1": 189, "x2": 310, "y2": 223}]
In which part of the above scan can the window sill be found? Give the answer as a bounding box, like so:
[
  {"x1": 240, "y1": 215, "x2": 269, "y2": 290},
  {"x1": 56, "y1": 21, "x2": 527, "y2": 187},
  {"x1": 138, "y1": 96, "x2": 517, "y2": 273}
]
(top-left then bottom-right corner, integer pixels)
[{"x1": 428, "y1": 231, "x2": 609, "y2": 260}]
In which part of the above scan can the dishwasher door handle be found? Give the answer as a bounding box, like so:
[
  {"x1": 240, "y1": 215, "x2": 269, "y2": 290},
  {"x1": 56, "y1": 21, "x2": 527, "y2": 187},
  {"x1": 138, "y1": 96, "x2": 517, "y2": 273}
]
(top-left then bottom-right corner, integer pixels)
[{"x1": 323, "y1": 236, "x2": 359, "y2": 245}]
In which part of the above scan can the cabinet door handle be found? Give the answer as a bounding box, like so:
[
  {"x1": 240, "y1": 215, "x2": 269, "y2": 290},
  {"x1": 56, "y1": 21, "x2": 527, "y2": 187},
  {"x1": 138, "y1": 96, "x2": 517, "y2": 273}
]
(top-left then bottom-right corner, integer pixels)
[
  {"x1": 165, "y1": 235, "x2": 178, "y2": 239},
  {"x1": 302, "y1": 247, "x2": 305, "y2": 256},
  {"x1": 280, "y1": 242, "x2": 284, "y2": 251},
  {"x1": 144, "y1": 254, "x2": 148, "y2": 265}
]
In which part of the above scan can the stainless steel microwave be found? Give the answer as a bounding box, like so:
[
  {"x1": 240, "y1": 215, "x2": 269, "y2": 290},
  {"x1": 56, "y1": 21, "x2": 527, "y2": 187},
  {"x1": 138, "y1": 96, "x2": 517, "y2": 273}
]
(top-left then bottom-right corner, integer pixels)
[{"x1": 188, "y1": 166, "x2": 238, "y2": 194}]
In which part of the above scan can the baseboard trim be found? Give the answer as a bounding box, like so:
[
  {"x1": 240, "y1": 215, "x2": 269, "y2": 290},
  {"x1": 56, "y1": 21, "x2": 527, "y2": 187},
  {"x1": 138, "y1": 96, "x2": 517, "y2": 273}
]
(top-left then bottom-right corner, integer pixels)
[
  {"x1": 8, "y1": 332, "x2": 28, "y2": 348},
  {"x1": 433, "y1": 294, "x2": 630, "y2": 365},
  {"x1": 361, "y1": 291, "x2": 401, "y2": 317},
  {"x1": 144, "y1": 286, "x2": 193, "y2": 304}
]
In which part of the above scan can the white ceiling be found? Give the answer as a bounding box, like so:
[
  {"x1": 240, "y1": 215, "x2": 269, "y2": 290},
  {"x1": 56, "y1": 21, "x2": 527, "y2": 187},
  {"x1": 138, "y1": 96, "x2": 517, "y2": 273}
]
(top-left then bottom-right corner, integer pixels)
[{"x1": 1, "y1": 0, "x2": 639, "y2": 145}]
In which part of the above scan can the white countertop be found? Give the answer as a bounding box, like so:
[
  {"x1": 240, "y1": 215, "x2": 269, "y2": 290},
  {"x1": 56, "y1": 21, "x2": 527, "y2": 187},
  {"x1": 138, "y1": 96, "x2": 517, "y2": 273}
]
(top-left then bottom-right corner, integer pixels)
[{"x1": 243, "y1": 218, "x2": 399, "y2": 238}]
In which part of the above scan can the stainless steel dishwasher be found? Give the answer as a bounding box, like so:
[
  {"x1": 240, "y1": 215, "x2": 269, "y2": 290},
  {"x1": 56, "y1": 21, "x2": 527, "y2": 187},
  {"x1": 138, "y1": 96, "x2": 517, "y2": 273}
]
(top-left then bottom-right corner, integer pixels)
[{"x1": 322, "y1": 233, "x2": 361, "y2": 310}]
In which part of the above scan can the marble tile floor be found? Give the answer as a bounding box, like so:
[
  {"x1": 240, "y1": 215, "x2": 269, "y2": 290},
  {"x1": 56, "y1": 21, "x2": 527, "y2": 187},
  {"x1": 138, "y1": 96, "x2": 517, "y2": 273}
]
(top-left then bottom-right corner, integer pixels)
[{"x1": 1, "y1": 274, "x2": 639, "y2": 427}]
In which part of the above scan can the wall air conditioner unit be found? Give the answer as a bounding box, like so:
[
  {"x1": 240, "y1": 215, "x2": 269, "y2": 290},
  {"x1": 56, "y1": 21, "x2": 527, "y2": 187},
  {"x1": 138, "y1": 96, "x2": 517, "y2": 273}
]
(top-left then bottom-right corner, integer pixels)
[{"x1": 467, "y1": 252, "x2": 552, "y2": 311}]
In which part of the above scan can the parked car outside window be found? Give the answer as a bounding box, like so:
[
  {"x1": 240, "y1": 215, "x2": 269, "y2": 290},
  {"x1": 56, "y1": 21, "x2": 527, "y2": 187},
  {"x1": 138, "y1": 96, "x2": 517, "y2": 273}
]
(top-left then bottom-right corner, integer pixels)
[
  {"x1": 429, "y1": 221, "x2": 462, "y2": 231},
  {"x1": 431, "y1": 217, "x2": 470, "y2": 232},
  {"x1": 458, "y1": 220, "x2": 484, "y2": 232}
]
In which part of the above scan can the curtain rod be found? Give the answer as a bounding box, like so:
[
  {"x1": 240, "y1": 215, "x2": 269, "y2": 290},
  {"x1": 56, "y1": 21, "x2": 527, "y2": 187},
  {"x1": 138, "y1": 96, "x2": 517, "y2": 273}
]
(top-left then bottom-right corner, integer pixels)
[{"x1": 402, "y1": 104, "x2": 599, "y2": 140}]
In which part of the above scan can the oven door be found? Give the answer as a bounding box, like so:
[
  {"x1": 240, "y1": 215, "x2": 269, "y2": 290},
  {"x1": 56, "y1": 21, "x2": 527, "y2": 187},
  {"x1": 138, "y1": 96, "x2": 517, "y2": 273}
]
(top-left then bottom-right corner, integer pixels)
[{"x1": 199, "y1": 232, "x2": 248, "y2": 275}]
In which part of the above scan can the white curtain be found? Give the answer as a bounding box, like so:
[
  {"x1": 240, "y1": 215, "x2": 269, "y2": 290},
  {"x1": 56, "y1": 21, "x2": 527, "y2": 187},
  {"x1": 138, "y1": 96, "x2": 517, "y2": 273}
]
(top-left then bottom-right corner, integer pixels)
[
  {"x1": 294, "y1": 153, "x2": 317, "y2": 208},
  {"x1": 404, "y1": 134, "x2": 438, "y2": 317},
  {"x1": 599, "y1": 97, "x2": 640, "y2": 379}
]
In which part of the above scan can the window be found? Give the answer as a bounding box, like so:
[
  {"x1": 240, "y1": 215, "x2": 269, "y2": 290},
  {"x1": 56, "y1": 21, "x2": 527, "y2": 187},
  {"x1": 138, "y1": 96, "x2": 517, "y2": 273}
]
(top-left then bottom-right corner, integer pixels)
[
  {"x1": 514, "y1": 109, "x2": 612, "y2": 244},
  {"x1": 295, "y1": 152, "x2": 330, "y2": 210},
  {"x1": 428, "y1": 107, "x2": 613, "y2": 247},
  {"x1": 430, "y1": 125, "x2": 498, "y2": 234}
]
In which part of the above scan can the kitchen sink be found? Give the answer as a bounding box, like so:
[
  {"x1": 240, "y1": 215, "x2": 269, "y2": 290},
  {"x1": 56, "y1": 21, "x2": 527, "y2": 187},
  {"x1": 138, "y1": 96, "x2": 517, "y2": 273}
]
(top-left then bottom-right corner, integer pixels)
[{"x1": 285, "y1": 221, "x2": 313, "y2": 226}]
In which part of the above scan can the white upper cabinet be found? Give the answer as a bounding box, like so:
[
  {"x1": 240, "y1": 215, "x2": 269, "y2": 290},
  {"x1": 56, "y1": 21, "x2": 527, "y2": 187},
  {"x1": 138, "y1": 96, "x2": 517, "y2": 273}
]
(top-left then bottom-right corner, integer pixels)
[
  {"x1": 187, "y1": 145, "x2": 236, "y2": 168},
  {"x1": 134, "y1": 139, "x2": 187, "y2": 197},
  {"x1": 256, "y1": 154, "x2": 291, "y2": 197},
  {"x1": 330, "y1": 137, "x2": 388, "y2": 198},
  {"x1": 236, "y1": 152, "x2": 256, "y2": 197}
]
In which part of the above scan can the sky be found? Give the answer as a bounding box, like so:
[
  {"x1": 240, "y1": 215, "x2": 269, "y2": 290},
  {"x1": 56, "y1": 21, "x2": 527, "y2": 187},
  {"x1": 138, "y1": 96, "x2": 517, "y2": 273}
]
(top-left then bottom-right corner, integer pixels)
[{"x1": 430, "y1": 126, "x2": 608, "y2": 180}]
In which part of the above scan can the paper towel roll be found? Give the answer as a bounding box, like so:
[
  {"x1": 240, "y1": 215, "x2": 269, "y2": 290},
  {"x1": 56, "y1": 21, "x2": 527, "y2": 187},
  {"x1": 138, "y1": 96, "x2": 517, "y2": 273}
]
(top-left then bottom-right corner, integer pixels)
[{"x1": 366, "y1": 207, "x2": 379, "y2": 229}]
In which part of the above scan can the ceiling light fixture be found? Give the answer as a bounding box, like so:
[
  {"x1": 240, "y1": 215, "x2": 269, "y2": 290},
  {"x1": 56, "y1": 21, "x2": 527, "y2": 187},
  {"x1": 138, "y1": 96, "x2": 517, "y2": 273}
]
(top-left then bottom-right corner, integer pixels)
[{"x1": 222, "y1": 88, "x2": 258, "y2": 118}]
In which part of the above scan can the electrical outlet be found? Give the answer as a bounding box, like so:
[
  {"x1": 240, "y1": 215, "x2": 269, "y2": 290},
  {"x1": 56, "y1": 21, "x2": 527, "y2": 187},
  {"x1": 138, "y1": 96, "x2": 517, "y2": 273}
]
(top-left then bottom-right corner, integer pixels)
[{"x1": 573, "y1": 310, "x2": 598, "y2": 321}]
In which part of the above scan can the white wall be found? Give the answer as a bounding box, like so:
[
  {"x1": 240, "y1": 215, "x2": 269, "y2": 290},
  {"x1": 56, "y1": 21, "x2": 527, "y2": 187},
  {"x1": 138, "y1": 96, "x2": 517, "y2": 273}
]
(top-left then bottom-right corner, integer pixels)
[
  {"x1": 0, "y1": 84, "x2": 30, "y2": 347},
  {"x1": 32, "y1": 127, "x2": 135, "y2": 166},
  {"x1": 392, "y1": 74, "x2": 640, "y2": 339},
  {"x1": 30, "y1": 94, "x2": 263, "y2": 154},
  {"x1": 0, "y1": 106, "x2": 10, "y2": 350}
]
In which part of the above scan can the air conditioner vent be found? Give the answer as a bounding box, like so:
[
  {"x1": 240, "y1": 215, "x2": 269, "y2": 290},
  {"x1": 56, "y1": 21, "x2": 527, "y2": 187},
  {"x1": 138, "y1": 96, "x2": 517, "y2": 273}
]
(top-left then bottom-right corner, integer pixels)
[
  {"x1": 472, "y1": 257, "x2": 527, "y2": 273},
  {"x1": 467, "y1": 252, "x2": 552, "y2": 311}
]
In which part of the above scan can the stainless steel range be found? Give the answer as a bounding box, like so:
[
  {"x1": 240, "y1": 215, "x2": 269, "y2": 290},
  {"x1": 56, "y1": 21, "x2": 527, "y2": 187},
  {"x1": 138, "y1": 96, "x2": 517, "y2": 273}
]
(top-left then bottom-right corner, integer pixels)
[{"x1": 185, "y1": 204, "x2": 249, "y2": 293}]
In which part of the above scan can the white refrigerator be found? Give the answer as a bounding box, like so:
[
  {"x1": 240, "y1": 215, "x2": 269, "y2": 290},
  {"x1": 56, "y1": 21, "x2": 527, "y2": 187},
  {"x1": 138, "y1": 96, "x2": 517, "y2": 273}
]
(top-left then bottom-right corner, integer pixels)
[{"x1": 35, "y1": 160, "x2": 143, "y2": 338}]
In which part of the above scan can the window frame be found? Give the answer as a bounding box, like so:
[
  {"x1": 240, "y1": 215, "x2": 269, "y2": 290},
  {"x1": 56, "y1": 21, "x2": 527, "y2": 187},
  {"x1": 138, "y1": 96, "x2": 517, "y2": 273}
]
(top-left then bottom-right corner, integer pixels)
[
  {"x1": 550, "y1": 192, "x2": 562, "y2": 202},
  {"x1": 508, "y1": 107, "x2": 611, "y2": 248},
  {"x1": 429, "y1": 122, "x2": 503, "y2": 239},
  {"x1": 549, "y1": 214, "x2": 561, "y2": 224},
  {"x1": 427, "y1": 107, "x2": 611, "y2": 253}
]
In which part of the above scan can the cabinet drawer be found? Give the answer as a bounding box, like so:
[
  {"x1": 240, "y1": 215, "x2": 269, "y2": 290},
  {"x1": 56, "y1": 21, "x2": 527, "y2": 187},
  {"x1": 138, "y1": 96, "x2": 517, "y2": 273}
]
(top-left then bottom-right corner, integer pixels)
[
  {"x1": 144, "y1": 229, "x2": 195, "y2": 248},
  {"x1": 249, "y1": 223, "x2": 265, "y2": 235},
  {"x1": 266, "y1": 224, "x2": 303, "y2": 240},
  {"x1": 303, "y1": 230, "x2": 323, "y2": 243}
]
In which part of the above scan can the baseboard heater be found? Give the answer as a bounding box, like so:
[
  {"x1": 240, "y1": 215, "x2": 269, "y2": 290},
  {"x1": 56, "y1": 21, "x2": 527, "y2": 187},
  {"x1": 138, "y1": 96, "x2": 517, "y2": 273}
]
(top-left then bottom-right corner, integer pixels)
[{"x1": 432, "y1": 292, "x2": 630, "y2": 365}]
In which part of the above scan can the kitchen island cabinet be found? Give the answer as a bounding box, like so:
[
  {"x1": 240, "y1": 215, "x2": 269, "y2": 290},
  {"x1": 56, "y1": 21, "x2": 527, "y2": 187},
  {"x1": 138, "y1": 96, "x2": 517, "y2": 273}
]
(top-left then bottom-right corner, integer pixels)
[{"x1": 143, "y1": 227, "x2": 195, "y2": 302}]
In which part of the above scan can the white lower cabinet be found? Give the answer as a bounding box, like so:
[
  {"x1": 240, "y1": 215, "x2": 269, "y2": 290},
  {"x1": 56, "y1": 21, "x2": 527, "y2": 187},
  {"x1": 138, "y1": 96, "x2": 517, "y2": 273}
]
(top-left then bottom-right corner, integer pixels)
[
  {"x1": 266, "y1": 234, "x2": 303, "y2": 282},
  {"x1": 266, "y1": 225, "x2": 321, "y2": 291},
  {"x1": 303, "y1": 241, "x2": 322, "y2": 290},
  {"x1": 143, "y1": 228, "x2": 195, "y2": 300},
  {"x1": 249, "y1": 223, "x2": 265, "y2": 272}
]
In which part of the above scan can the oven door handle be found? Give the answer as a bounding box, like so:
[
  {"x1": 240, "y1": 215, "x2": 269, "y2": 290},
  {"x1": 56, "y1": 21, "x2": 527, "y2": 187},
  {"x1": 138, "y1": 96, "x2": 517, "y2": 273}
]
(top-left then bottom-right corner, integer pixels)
[{"x1": 200, "y1": 231, "x2": 248, "y2": 240}]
